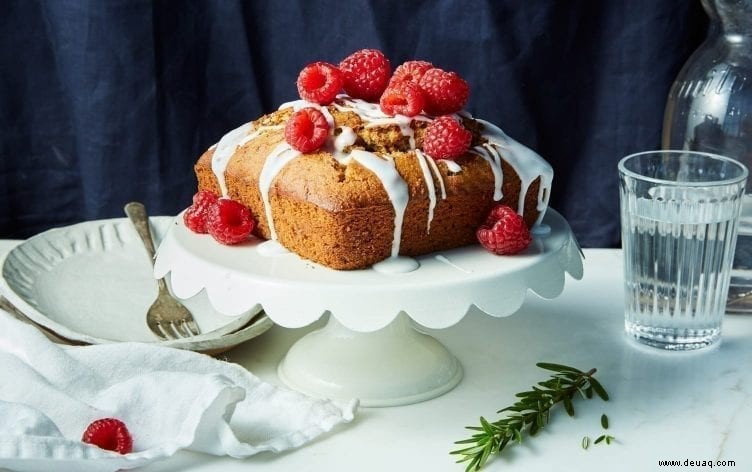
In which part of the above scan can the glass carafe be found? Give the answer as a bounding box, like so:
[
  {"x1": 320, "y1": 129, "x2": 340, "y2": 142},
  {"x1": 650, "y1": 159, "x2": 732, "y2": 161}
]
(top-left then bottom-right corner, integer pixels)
[{"x1": 662, "y1": 0, "x2": 752, "y2": 312}]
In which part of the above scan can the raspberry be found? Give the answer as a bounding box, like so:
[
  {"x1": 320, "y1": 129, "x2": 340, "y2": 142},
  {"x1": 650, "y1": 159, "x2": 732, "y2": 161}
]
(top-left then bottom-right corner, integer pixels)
[
  {"x1": 338, "y1": 49, "x2": 392, "y2": 102},
  {"x1": 422, "y1": 116, "x2": 472, "y2": 160},
  {"x1": 379, "y1": 81, "x2": 425, "y2": 117},
  {"x1": 183, "y1": 190, "x2": 219, "y2": 234},
  {"x1": 476, "y1": 205, "x2": 532, "y2": 255},
  {"x1": 296, "y1": 62, "x2": 343, "y2": 105},
  {"x1": 391, "y1": 60, "x2": 433, "y2": 85},
  {"x1": 207, "y1": 198, "x2": 255, "y2": 245},
  {"x1": 418, "y1": 68, "x2": 470, "y2": 115},
  {"x1": 284, "y1": 107, "x2": 330, "y2": 152},
  {"x1": 82, "y1": 418, "x2": 133, "y2": 454}
]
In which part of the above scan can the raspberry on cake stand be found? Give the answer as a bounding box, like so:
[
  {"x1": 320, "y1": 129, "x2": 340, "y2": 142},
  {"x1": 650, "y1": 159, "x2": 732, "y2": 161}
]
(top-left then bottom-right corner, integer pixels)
[{"x1": 154, "y1": 209, "x2": 583, "y2": 407}]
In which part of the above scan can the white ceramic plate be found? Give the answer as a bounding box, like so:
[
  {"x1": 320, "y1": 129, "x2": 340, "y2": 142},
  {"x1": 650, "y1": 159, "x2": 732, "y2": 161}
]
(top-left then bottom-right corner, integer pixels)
[{"x1": 0, "y1": 217, "x2": 273, "y2": 351}]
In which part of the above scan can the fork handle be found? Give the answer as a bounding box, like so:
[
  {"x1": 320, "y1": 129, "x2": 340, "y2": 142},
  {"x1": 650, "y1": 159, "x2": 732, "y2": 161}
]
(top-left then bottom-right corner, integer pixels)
[{"x1": 124, "y1": 201, "x2": 167, "y2": 292}]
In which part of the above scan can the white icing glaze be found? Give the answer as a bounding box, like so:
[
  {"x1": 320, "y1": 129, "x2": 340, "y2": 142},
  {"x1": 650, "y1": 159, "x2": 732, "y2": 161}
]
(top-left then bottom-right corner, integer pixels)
[
  {"x1": 331, "y1": 126, "x2": 357, "y2": 164},
  {"x1": 531, "y1": 223, "x2": 552, "y2": 236},
  {"x1": 257, "y1": 240, "x2": 291, "y2": 256},
  {"x1": 237, "y1": 128, "x2": 262, "y2": 148},
  {"x1": 350, "y1": 150, "x2": 409, "y2": 258},
  {"x1": 435, "y1": 255, "x2": 472, "y2": 273},
  {"x1": 332, "y1": 95, "x2": 385, "y2": 119},
  {"x1": 238, "y1": 125, "x2": 284, "y2": 148},
  {"x1": 471, "y1": 144, "x2": 504, "y2": 201},
  {"x1": 372, "y1": 256, "x2": 420, "y2": 274},
  {"x1": 442, "y1": 160, "x2": 462, "y2": 174},
  {"x1": 414, "y1": 150, "x2": 438, "y2": 233},
  {"x1": 370, "y1": 114, "x2": 416, "y2": 149},
  {"x1": 476, "y1": 119, "x2": 553, "y2": 224},
  {"x1": 333, "y1": 96, "x2": 430, "y2": 150},
  {"x1": 258, "y1": 143, "x2": 301, "y2": 240},
  {"x1": 211, "y1": 122, "x2": 255, "y2": 197},
  {"x1": 209, "y1": 95, "x2": 552, "y2": 270},
  {"x1": 425, "y1": 155, "x2": 447, "y2": 200}
]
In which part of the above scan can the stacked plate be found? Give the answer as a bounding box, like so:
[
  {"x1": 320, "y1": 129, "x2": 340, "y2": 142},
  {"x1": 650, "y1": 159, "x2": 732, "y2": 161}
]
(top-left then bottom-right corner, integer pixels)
[{"x1": 0, "y1": 216, "x2": 273, "y2": 354}]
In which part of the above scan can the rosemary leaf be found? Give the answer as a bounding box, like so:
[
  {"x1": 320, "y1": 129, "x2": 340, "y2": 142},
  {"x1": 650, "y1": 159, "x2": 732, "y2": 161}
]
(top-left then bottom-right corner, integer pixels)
[
  {"x1": 451, "y1": 363, "x2": 608, "y2": 471},
  {"x1": 536, "y1": 362, "x2": 584, "y2": 373},
  {"x1": 529, "y1": 421, "x2": 539, "y2": 436},
  {"x1": 480, "y1": 417, "x2": 493, "y2": 435},
  {"x1": 454, "y1": 438, "x2": 480, "y2": 445},
  {"x1": 594, "y1": 434, "x2": 606, "y2": 445},
  {"x1": 589, "y1": 377, "x2": 609, "y2": 401},
  {"x1": 601, "y1": 414, "x2": 609, "y2": 429},
  {"x1": 563, "y1": 396, "x2": 575, "y2": 416}
]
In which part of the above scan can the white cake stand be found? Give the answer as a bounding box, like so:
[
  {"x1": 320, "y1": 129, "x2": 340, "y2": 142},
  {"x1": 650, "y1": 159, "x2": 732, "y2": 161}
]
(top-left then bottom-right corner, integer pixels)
[{"x1": 154, "y1": 209, "x2": 583, "y2": 407}]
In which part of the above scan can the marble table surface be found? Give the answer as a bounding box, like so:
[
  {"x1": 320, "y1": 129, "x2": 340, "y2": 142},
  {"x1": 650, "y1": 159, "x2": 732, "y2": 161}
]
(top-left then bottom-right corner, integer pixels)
[{"x1": 2, "y1": 244, "x2": 751, "y2": 471}]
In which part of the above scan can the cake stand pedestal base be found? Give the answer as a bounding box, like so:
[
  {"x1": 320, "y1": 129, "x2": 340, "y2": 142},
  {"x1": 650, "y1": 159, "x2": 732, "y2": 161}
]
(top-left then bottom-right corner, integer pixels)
[
  {"x1": 277, "y1": 312, "x2": 463, "y2": 407},
  {"x1": 156, "y1": 208, "x2": 584, "y2": 407}
]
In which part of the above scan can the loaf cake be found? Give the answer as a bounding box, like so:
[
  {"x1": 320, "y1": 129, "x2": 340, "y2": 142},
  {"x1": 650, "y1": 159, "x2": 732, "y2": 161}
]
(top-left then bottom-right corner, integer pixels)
[{"x1": 190, "y1": 51, "x2": 553, "y2": 270}]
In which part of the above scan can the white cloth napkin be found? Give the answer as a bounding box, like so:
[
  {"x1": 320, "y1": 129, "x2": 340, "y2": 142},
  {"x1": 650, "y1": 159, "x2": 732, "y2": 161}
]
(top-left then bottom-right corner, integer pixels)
[{"x1": 0, "y1": 309, "x2": 358, "y2": 472}]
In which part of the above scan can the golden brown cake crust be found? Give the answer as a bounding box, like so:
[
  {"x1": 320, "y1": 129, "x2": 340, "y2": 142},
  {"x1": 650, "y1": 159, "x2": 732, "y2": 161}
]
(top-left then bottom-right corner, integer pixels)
[{"x1": 195, "y1": 104, "x2": 545, "y2": 270}]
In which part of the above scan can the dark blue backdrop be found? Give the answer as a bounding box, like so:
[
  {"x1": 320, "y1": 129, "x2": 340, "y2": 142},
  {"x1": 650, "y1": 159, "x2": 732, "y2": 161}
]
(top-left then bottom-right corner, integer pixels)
[{"x1": 0, "y1": 0, "x2": 708, "y2": 247}]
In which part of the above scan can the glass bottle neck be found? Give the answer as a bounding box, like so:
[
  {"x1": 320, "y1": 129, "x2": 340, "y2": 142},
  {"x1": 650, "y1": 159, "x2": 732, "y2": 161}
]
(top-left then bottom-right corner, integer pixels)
[{"x1": 703, "y1": 0, "x2": 752, "y2": 38}]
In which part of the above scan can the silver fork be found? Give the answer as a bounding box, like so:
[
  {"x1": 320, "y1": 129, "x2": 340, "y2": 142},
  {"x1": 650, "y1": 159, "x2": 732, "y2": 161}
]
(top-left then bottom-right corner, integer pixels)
[{"x1": 124, "y1": 202, "x2": 201, "y2": 340}]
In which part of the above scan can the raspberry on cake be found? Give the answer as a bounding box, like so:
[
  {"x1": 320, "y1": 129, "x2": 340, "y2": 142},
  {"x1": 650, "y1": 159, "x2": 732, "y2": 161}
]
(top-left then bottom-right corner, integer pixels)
[
  {"x1": 418, "y1": 68, "x2": 470, "y2": 115},
  {"x1": 379, "y1": 81, "x2": 425, "y2": 117},
  {"x1": 423, "y1": 116, "x2": 472, "y2": 160},
  {"x1": 191, "y1": 49, "x2": 553, "y2": 270},
  {"x1": 184, "y1": 190, "x2": 219, "y2": 234},
  {"x1": 284, "y1": 107, "x2": 330, "y2": 152},
  {"x1": 339, "y1": 49, "x2": 392, "y2": 102},
  {"x1": 296, "y1": 62, "x2": 343, "y2": 105},
  {"x1": 477, "y1": 204, "x2": 533, "y2": 255},
  {"x1": 206, "y1": 198, "x2": 255, "y2": 245},
  {"x1": 391, "y1": 60, "x2": 433, "y2": 85}
]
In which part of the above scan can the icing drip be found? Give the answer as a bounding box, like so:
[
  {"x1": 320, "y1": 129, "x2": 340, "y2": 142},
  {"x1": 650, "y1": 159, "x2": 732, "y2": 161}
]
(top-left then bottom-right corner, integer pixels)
[
  {"x1": 332, "y1": 95, "x2": 385, "y2": 119},
  {"x1": 477, "y1": 119, "x2": 553, "y2": 224},
  {"x1": 442, "y1": 160, "x2": 462, "y2": 174},
  {"x1": 425, "y1": 156, "x2": 447, "y2": 200},
  {"x1": 211, "y1": 122, "x2": 255, "y2": 197},
  {"x1": 372, "y1": 256, "x2": 420, "y2": 274},
  {"x1": 331, "y1": 126, "x2": 357, "y2": 164},
  {"x1": 258, "y1": 143, "x2": 301, "y2": 240},
  {"x1": 531, "y1": 223, "x2": 551, "y2": 236},
  {"x1": 365, "y1": 114, "x2": 416, "y2": 148},
  {"x1": 333, "y1": 96, "x2": 430, "y2": 150},
  {"x1": 435, "y1": 255, "x2": 472, "y2": 273},
  {"x1": 414, "y1": 150, "x2": 438, "y2": 233},
  {"x1": 237, "y1": 129, "x2": 262, "y2": 148},
  {"x1": 350, "y1": 150, "x2": 409, "y2": 258},
  {"x1": 238, "y1": 125, "x2": 283, "y2": 148},
  {"x1": 471, "y1": 144, "x2": 504, "y2": 201}
]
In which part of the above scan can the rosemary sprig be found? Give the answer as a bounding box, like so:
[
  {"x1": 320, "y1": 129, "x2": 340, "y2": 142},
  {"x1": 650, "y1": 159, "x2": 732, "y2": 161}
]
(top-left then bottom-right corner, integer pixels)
[{"x1": 451, "y1": 362, "x2": 608, "y2": 471}]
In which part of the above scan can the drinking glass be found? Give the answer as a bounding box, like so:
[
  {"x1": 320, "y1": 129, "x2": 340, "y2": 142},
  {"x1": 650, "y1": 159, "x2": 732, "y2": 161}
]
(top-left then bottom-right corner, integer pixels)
[{"x1": 619, "y1": 150, "x2": 748, "y2": 350}]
